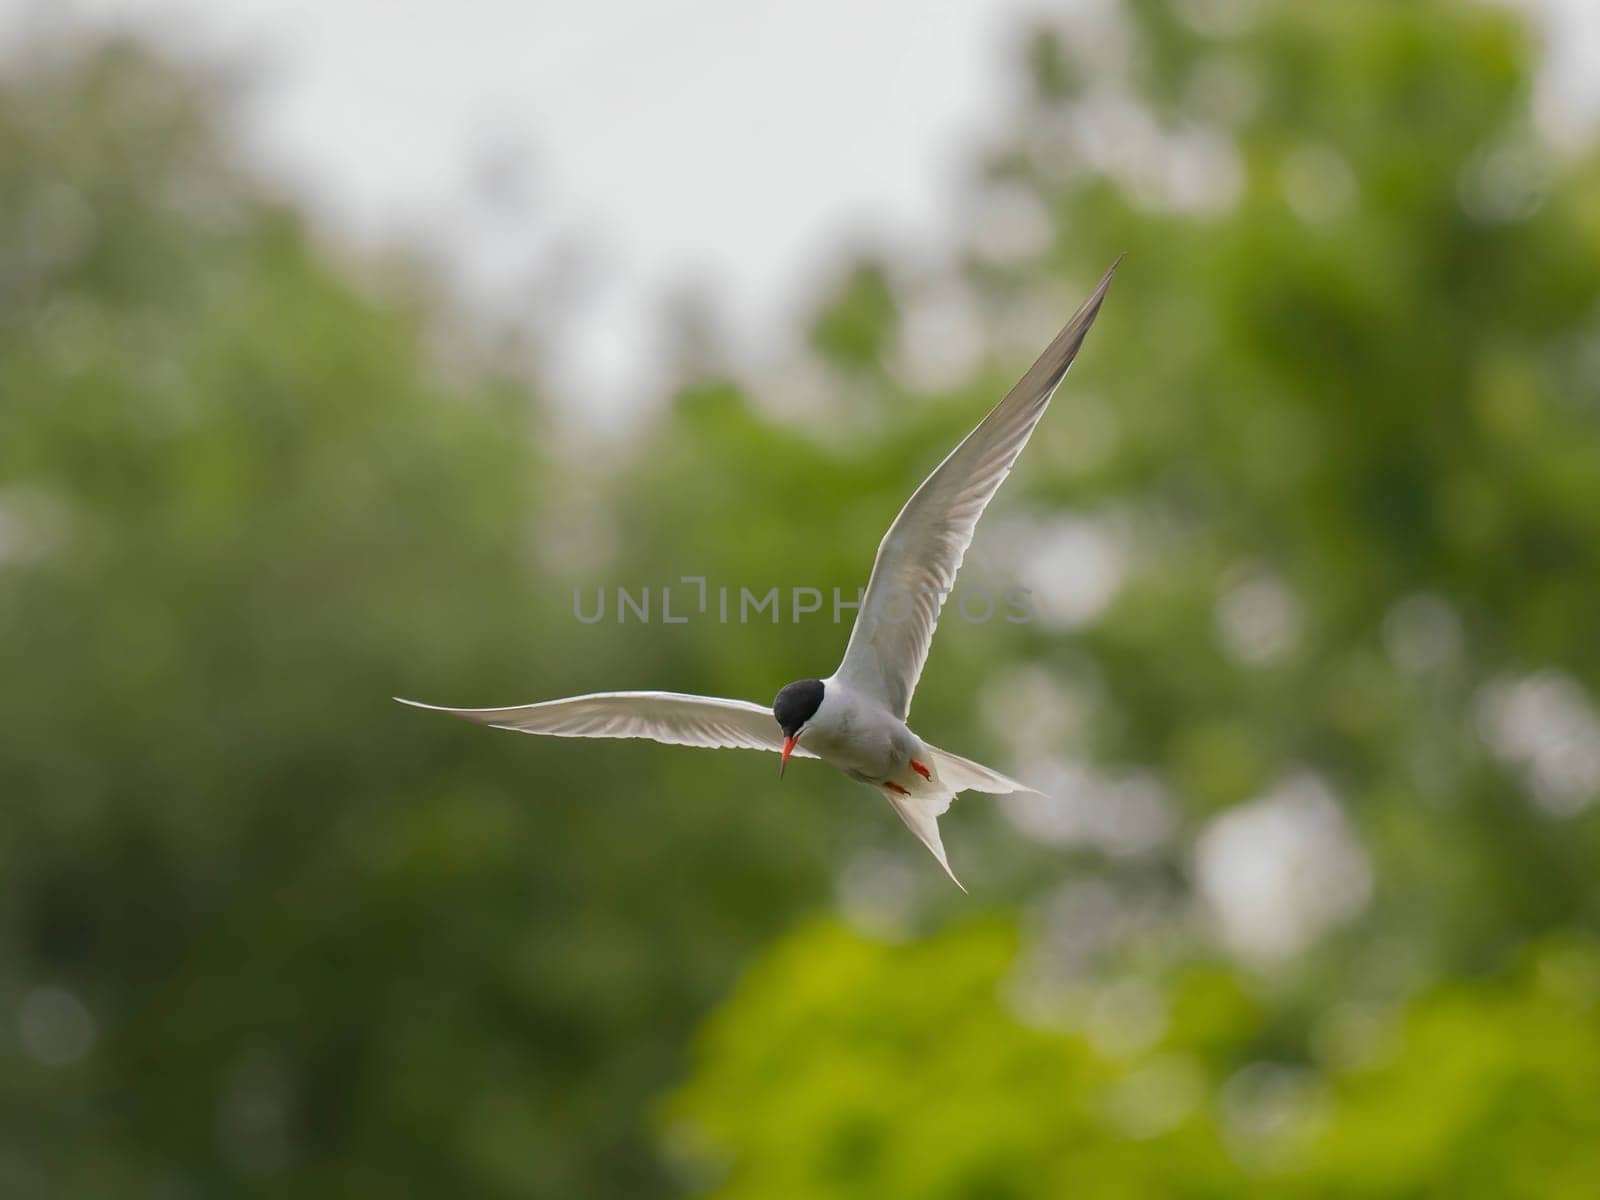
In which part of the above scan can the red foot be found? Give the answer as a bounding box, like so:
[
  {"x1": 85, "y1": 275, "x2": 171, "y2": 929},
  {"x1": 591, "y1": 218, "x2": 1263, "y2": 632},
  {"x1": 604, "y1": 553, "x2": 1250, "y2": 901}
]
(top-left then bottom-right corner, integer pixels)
[
  {"x1": 885, "y1": 781, "x2": 910, "y2": 796},
  {"x1": 911, "y1": 759, "x2": 932, "y2": 782}
]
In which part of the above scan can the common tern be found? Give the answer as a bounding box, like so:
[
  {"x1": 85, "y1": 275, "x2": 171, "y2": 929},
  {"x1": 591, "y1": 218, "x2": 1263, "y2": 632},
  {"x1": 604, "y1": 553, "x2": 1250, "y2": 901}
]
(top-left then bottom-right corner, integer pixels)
[{"x1": 399, "y1": 258, "x2": 1120, "y2": 888}]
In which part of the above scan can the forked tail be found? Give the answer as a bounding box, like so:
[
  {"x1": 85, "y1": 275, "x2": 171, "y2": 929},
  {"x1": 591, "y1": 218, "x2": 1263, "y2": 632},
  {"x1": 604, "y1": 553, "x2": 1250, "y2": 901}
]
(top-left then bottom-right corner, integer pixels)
[
  {"x1": 926, "y1": 745, "x2": 1038, "y2": 796},
  {"x1": 879, "y1": 745, "x2": 1040, "y2": 891}
]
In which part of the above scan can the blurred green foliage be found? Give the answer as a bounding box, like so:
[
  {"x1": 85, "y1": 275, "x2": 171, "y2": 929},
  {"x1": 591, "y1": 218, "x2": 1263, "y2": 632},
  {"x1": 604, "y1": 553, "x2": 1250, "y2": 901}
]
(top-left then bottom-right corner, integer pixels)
[
  {"x1": 670, "y1": 921, "x2": 1600, "y2": 1197},
  {"x1": 666, "y1": 1, "x2": 1600, "y2": 1195},
  {"x1": 1, "y1": 39, "x2": 835, "y2": 1199},
  {"x1": 3, "y1": 0, "x2": 1600, "y2": 1195}
]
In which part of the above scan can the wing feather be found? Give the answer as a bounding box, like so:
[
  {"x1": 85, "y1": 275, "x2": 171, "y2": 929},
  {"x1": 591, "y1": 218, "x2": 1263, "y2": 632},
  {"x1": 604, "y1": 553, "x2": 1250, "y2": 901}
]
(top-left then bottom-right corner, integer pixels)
[
  {"x1": 395, "y1": 691, "x2": 817, "y2": 758},
  {"x1": 833, "y1": 258, "x2": 1121, "y2": 719}
]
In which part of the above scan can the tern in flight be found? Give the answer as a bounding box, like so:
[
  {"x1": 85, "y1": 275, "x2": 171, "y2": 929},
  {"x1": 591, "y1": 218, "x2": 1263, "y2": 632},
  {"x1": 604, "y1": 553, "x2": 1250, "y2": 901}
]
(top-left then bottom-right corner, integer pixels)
[{"x1": 399, "y1": 259, "x2": 1120, "y2": 888}]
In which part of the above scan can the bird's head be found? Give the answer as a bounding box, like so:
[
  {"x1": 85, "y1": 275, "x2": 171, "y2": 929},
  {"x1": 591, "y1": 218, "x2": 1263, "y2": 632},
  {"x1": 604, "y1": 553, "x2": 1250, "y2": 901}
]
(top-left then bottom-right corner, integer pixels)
[{"x1": 772, "y1": 678, "x2": 824, "y2": 779}]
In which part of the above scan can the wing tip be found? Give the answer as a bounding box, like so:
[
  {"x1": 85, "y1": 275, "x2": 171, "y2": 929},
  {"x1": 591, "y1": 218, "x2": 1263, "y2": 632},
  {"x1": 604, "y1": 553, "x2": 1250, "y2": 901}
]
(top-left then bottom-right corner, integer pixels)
[
  {"x1": 393, "y1": 696, "x2": 476, "y2": 719},
  {"x1": 1039, "y1": 253, "x2": 1124, "y2": 367},
  {"x1": 394, "y1": 696, "x2": 452, "y2": 712},
  {"x1": 1085, "y1": 253, "x2": 1125, "y2": 308}
]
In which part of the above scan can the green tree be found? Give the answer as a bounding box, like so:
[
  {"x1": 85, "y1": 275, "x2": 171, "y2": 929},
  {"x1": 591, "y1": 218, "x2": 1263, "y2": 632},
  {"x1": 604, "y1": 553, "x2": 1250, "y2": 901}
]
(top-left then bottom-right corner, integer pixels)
[
  {"x1": 7, "y1": 0, "x2": 1600, "y2": 1193},
  {"x1": 668, "y1": 920, "x2": 1600, "y2": 1198},
  {"x1": 668, "y1": 0, "x2": 1600, "y2": 1193},
  {"x1": 0, "y1": 38, "x2": 837, "y2": 1198}
]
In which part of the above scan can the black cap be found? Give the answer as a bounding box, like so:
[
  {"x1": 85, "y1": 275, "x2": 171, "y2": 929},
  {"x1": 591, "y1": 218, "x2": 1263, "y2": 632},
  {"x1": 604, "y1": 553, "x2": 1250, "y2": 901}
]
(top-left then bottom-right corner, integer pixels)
[{"x1": 772, "y1": 679, "x2": 824, "y2": 737}]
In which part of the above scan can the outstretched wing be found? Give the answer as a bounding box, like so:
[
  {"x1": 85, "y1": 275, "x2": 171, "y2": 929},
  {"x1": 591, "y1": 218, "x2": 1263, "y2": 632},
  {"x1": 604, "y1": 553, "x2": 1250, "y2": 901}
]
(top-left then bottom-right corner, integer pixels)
[
  {"x1": 395, "y1": 691, "x2": 817, "y2": 758},
  {"x1": 833, "y1": 258, "x2": 1121, "y2": 720}
]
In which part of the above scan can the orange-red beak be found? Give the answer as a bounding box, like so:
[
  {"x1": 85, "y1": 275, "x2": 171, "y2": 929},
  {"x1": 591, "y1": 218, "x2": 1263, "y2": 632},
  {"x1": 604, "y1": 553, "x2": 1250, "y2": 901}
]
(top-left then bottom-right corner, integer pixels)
[{"x1": 779, "y1": 734, "x2": 797, "y2": 779}]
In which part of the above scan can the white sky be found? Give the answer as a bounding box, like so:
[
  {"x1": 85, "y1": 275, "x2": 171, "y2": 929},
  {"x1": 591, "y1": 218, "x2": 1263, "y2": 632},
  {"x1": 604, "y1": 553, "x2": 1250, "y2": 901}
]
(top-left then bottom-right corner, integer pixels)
[{"x1": 6, "y1": 0, "x2": 1599, "y2": 414}]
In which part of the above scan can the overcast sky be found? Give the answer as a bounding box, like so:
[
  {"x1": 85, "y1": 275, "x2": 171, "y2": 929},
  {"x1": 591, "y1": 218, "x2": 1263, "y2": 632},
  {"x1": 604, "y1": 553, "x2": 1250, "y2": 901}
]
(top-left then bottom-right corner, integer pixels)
[{"x1": 7, "y1": 0, "x2": 1598, "y2": 413}]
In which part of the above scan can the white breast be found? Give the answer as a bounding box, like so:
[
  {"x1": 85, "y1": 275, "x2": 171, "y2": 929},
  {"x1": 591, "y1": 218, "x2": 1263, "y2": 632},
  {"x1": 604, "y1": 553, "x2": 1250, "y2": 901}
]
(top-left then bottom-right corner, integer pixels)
[{"x1": 802, "y1": 679, "x2": 920, "y2": 781}]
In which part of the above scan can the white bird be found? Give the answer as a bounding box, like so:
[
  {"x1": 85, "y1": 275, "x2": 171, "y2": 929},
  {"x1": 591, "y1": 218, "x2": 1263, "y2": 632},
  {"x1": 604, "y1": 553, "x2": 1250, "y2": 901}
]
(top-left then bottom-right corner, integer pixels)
[{"x1": 398, "y1": 258, "x2": 1120, "y2": 889}]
